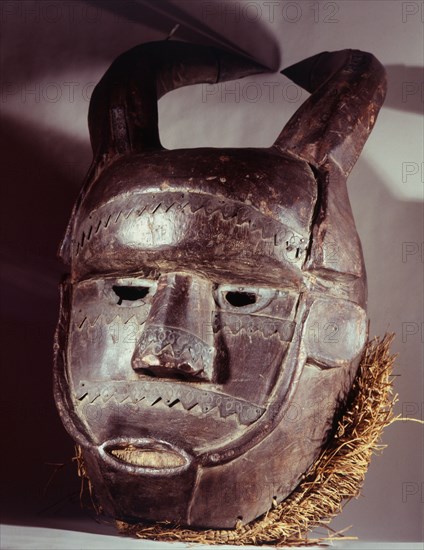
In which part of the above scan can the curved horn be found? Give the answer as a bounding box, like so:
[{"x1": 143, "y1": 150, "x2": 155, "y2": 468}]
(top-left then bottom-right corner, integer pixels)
[
  {"x1": 59, "y1": 41, "x2": 266, "y2": 264},
  {"x1": 273, "y1": 49, "x2": 387, "y2": 176},
  {"x1": 89, "y1": 40, "x2": 266, "y2": 163}
]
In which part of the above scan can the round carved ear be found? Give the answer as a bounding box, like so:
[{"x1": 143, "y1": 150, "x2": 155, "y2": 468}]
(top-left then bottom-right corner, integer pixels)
[
  {"x1": 273, "y1": 50, "x2": 387, "y2": 177},
  {"x1": 88, "y1": 40, "x2": 266, "y2": 164}
]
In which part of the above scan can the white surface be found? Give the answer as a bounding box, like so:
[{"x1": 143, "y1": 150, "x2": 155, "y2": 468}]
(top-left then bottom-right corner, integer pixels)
[{"x1": 1, "y1": 524, "x2": 423, "y2": 550}]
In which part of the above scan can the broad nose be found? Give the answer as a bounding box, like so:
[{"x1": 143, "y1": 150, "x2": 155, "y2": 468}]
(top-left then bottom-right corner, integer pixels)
[{"x1": 131, "y1": 273, "x2": 216, "y2": 381}]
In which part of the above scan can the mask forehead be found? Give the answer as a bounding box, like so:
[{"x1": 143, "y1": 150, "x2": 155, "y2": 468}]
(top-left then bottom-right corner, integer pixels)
[
  {"x1": 70, "y1": 149, "x2": 317, "y2": 285},
  {"x1": 72, "y1": 194, "x2": 310, "y2": 286},
  {"x1": 77, "y1": 149, "x2": 317, "y2": 232}
]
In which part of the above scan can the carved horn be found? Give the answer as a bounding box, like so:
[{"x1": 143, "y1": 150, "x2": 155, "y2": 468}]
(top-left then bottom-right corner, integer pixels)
[
  {"x1": 59, "y1": 41, "x2": 266, "y2": 264},
  {"x1": 273, "y1": 50, "x2": 387, "y2": 177},
  {"x1": 88, "y1": 40, "x2": 266, "y2": 164}
]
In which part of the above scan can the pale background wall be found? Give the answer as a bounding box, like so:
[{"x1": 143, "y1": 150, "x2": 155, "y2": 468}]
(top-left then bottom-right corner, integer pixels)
[{"x1": 0, "y1": 0, "x2": 422, "y2": 545}]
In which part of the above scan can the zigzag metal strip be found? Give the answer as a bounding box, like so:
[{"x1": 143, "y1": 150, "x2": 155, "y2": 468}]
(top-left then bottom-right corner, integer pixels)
[
  {"x1": 74, "y1": 192, "x2": 308, "y2": 262},
  {"x1": 75, "y1": 380, "x2": 265, "y2": 426}
]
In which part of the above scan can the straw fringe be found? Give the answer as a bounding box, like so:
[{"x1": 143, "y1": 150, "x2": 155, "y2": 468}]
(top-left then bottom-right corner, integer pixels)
[{"x1": 76, "y1": 334, "x2": 401, "y2": 546}]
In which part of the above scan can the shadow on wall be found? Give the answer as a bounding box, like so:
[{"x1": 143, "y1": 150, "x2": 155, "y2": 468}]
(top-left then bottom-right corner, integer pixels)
[
  {"x1": 0, "y1": 114, "x2": 89, "y2": 526},
  {"x1": 331, "y1": 156, "x2": 423, "y2": 542},
  {"x1": 384, "y1": 65, "x2": 424, "y2": 114},
  {"x1": 4, "y1": 0, "x2": 279, "y2": 86},
  {"x1": 85, "y1": 0, "x2": 280, "y2": 68}
]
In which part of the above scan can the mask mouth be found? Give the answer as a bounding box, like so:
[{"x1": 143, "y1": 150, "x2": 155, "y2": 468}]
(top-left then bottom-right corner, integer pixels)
[
  {"x1": 110, "y1": 446, "x2": 187, "y2": 468},
  {"x1": 99, "y1": 437, "x2": 191, "y2": 475}
]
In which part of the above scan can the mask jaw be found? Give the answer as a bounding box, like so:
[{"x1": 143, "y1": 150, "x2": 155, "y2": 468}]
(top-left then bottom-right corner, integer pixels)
[{"x1": 187, "y1": 296, "x2": 367, "y2": 528}]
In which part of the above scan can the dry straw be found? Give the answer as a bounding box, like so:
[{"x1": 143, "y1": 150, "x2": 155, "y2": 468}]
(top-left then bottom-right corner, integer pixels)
[{"x1": 76, "y1": 334, "x2": 403, "y2": 546}]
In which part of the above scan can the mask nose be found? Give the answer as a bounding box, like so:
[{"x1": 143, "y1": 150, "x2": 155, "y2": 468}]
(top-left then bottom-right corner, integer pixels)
[{"x1": 131, "y1": 273, "x2": 216, "y2": 381}]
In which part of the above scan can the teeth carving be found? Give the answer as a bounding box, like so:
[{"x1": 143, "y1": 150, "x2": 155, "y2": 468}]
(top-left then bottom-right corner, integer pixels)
[
  {"x1": 110, "y1": 446, "x2": 185, "y2": 468},
  {"x1": 75, "y1": 380, "x2": 264, "y2": 425}
]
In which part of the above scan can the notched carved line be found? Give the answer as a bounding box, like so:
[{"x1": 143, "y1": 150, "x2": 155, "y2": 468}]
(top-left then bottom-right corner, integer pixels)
[
  {"x1": 150, "y1": 202, "x2": 162, "y2": 215},
  {"x1": 136, "y1": 206, "x2": 147, "y2": 217},
  {"x1": 74, "y1": 194, "x2": 308, "y2": 256},
  {"x1": 74, "y1": 313, "x2": 146, "y2": 329},
  {"x1": 218, "y1": 325, "x2": 295, "y2": 342},
  {"x1": 78, "y1": 317, "x2": 87, "y2": 329},
  {"x1": 75, "y1": 382, "x2": 264, "y2": 425}
]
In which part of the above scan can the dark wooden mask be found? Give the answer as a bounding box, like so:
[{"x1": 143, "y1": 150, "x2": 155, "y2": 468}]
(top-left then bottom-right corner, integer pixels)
[{"x1": 54, "y1": 41, "x2": 386, "y2": 528}]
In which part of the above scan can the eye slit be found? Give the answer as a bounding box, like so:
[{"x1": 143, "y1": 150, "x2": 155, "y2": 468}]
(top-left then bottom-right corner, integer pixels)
[
  {"x1": 112, "y1": 285, "x2": 150, "y2": 305},
  {"x1": 225, "y1": 291, "x2": 257, "y2": 308}
]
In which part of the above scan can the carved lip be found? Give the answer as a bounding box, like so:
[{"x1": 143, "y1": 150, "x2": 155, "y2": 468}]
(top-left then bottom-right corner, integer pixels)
[{"x1": 99, "y1": 437, "x2": 191, "y2": 475}]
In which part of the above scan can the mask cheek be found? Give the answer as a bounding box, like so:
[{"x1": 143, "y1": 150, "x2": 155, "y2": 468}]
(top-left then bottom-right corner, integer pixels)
[
  {"x1": 302, "y1": 298, "x2": 367, "y2": 369},
  {"x1": 68, "y1": 306, "x2": 147, "y2": 383},
  {"x1": 218, "y1": 331, "x2": 290, "y2": 403}
]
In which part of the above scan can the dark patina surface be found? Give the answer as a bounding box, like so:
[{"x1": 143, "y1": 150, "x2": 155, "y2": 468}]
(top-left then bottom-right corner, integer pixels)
[{"x1": 54, "y1": 41, "x2": 386, "y2": 528}]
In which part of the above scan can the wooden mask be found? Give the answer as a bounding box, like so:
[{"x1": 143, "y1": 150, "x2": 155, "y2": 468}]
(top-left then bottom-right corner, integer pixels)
[{"x1": 54, "y1": 42, "x2": 386, "y2": 528}]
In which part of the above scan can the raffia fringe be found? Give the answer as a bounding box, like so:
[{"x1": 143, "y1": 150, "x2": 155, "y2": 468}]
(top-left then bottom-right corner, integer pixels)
[{"x1": 76, "y1": 334, "x2": 402, "y2": 546}]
